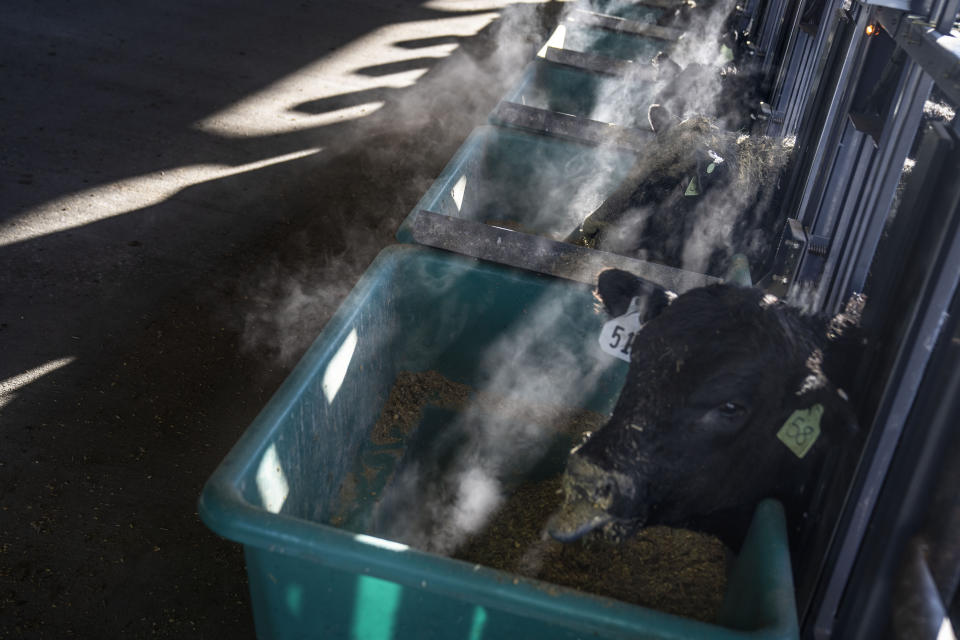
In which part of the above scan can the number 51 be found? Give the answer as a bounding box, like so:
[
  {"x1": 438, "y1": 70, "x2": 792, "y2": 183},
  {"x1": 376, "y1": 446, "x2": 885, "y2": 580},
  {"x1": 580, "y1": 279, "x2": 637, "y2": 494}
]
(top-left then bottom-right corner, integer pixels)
[{"x1": 609, "y1": 325, "x2": 636, "y2": 355}]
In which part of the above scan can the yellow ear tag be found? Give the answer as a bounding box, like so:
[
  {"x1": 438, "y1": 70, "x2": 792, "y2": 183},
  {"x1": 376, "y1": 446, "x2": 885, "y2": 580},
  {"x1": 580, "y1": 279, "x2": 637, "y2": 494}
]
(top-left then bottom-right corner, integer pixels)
[
  {"x1": 777, "y1": 404, "x2": 824, "y2": 458},
  {"x1": 684, "y1": 175, "x2": 700, "y2": 196}
]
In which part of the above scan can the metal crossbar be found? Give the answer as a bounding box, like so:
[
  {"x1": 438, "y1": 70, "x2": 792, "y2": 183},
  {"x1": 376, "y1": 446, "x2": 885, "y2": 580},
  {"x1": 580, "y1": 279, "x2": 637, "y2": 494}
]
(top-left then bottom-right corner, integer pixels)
[
  {"x1": 490, "y1": 101, "x2": 654, "y2": 150},
  {"x1": 542, "y1": 46, "x2": 656, "y2": 78},
  {"x1": 569, "y1": 9, "x2": 684, "y2": 41},
  {"x1": 410, "y1": 210, "x2": 720, "y2": 293}
]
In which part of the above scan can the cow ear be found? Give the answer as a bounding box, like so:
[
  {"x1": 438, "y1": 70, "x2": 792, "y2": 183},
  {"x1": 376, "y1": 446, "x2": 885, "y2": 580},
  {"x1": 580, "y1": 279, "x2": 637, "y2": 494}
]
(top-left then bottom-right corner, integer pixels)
[
  {"x1": 596, "y1": 269, "x2": 674, "y2": 319},
  {"x1": 648, "y1": 104, "x2": 673, "y2": 134},
  {"x1": 820, "y1": 292, "x2": 867, "y2": 396},
  {"x1": 651, "y1": 51, "x2": 681, "y2": 78},
  {"x1": 826, "y1": 292, "x2": 866, "y2": 343}
]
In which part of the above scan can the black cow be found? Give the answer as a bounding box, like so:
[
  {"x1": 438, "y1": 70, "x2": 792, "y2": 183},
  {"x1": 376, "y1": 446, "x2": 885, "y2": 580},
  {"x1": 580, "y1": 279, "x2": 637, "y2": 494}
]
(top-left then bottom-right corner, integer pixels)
[
  {"x1": 546, "y1": 269, "x2": 862, "y2": 548},
  {"x1": 647, "y1": 56, "x2": 762, "y2": 133},
  {"x1": 567, "y1": 117, "x2": 793, "y2": 279}
]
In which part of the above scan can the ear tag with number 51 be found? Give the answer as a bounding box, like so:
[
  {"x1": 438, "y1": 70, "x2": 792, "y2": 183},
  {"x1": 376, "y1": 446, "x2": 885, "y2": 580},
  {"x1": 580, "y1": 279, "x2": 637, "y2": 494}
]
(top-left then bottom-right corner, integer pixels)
[{"x1": 599, "y1": 297, "x2": 644, "y2": 362}]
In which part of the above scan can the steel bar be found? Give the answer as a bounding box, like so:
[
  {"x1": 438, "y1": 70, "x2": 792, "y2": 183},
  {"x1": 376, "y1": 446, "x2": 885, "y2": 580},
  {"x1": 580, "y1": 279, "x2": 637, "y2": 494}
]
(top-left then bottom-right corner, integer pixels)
[
  {"x1": 830, "y1": 60, "x2": 933, "y2": 308},
  {"x1": 570, "y1": 9, "x2": 684, "y2": 41},
  {"x1": 542, "y1": 46, "x2": 655, "y2": 78},
  {"x1": 813, "y1": 130, "x2": 960, "y2": 640},
  {"x1": 410, "y1": 210, "x2": 720, "y2": 293},
  {"x1": 490, "y1": 101, "x2": 654, "y2": 150},
  {"x1": 888, "y1": 16, "x2": 960, "y2": 106}
]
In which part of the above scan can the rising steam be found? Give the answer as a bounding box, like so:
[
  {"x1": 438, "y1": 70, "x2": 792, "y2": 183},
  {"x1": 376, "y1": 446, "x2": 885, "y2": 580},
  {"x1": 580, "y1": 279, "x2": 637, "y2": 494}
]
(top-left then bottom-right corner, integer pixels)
[
  {"x1": 239, "y1": 1, "x2": 567, "y2": 366},
  {"x1": 371, "y1": 290, "x2": 615, "y2": 555}
]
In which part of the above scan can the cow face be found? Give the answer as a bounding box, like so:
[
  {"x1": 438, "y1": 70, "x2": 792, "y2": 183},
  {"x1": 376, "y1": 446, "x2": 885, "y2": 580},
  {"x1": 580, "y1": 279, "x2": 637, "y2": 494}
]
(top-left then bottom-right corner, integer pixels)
[{"x1": 547, "y1": 270, "x2": 858, "y2": 546}]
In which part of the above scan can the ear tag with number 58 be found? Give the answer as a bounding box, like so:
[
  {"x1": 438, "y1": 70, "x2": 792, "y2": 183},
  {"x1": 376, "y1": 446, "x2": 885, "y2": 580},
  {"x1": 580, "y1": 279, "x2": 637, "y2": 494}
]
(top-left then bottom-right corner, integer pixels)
[
  {"x1": 599, "y1": 297, "x2": 644, "y2": 362},
  {"x1": 777, "y1": 404, "x2": 824, "y2": 458}
]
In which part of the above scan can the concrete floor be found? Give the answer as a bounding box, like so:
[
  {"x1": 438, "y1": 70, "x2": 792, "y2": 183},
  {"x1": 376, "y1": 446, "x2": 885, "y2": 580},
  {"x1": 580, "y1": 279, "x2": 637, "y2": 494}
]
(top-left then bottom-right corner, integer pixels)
[{"x1": 0, "y1": 1, "x2": 563, "y2": 636}]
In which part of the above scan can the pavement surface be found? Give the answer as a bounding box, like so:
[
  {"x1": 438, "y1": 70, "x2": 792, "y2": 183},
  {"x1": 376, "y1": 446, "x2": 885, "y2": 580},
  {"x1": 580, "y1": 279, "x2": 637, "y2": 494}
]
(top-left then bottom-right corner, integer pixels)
[{"x1": 0, "y1": 1, "x2": 564, "y2": 636}]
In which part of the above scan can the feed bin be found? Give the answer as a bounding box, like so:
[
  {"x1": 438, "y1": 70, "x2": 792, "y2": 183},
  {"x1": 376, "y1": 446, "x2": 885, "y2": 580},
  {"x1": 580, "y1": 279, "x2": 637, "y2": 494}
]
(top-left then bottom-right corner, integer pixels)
[
  {"x1": 499, "y1": 59, "x2": 659, "y2": 128},
  {"x1": 396, "y1": 125, "x2": 638, "y2": 243},
  {"x1": 199, "y1": 245, "x2": 799, "y2": 640},
  {"x1": 578, "y1": 0, "x2": 667, "y2": 22},
  {"x1": 543, "y1": 15, "x2": 673, "y2": 63}
]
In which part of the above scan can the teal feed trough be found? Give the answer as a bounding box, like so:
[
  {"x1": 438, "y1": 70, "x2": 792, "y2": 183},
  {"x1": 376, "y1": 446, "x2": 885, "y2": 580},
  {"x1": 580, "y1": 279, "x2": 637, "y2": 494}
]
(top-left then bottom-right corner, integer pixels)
[
  {"x1": 199, "y1": 246, "x2": 799, "y2": 640},
  {"x1": 396, "y1": 125, "x2": 638, "y2": 243},
  {"x1": 501, "y1": 59, "x2": 660, "y2": 128},
  {"x1": 579, "y1": 0, "x2": 668, "y2": 22},
  {"x1": 546, "y1": 19, "x2": 671, "y2": 62}
]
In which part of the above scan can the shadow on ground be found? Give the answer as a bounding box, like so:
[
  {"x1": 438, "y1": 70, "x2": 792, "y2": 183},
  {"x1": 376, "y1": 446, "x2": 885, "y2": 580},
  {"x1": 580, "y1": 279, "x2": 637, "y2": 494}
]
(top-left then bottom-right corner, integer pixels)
[{"x1": 0, "y1": 1, "x2": 565, "y2": 637}]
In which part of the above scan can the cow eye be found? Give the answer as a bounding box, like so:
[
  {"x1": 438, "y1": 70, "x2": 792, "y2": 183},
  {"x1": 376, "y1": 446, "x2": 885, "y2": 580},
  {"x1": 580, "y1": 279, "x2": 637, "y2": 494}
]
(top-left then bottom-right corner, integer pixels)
[{"x1": 718, "y1": 402, "x2": 746, "y2": 418}]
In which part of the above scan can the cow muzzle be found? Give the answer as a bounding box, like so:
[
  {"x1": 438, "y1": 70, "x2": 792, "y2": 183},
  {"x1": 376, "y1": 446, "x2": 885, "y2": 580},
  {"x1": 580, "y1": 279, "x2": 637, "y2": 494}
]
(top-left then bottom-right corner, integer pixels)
[{"x1": 546, "y1": 455, "x2": 641, "y2": 542}]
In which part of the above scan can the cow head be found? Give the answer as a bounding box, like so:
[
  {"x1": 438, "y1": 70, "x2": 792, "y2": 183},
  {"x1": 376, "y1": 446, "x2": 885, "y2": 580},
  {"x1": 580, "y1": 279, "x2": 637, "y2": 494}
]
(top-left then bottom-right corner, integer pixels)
[{"x1": 547, "y1": 269, "x2": 860, "y2": 546}]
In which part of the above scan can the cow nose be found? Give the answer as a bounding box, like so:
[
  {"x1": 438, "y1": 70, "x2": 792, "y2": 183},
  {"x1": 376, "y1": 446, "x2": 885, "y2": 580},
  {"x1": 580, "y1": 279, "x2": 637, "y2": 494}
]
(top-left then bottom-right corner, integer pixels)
[
  {"x1": 545, "y1": 498, "x2": 614, "y2": 542},
  {"x1": 601, "y1": 477, "x2": 615, "y2": 497},
  {"x1": 594, "y1": 477, "x2": 615, "y2": 506}
]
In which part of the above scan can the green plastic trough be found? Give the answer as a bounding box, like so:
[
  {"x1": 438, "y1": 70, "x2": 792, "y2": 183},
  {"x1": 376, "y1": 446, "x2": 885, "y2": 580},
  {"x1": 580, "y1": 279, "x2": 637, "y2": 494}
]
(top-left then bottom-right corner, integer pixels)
[
  {"x1": 545, "y1": 16, "x2": 671, "y2": 62},
  {"x1": 500, "y1": 59, "x2": 660, "y2": 128},
  {"x1": 396, "y1": 125, "x2": 638, "y2": 244},
  {"x1": 578, "y1": 0, "x2": 668, "y2": 23},
  {"x1": 199, "y1": 246, "x2": 799, "y2": 640}
]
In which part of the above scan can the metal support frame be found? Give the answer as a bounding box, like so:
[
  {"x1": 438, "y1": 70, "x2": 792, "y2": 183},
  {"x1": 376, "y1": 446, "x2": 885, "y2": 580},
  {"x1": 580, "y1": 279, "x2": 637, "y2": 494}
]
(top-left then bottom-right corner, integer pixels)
[
  {"x1": 801, "y1": 124, "x2": 873, "y2": 292},
  {"x1": 766, "y1": 3, "x2": 840, "y2": 134},
  {"x1": 781, "y1": 0, "x2": 959, "y2": 312},
  {"x1": 409, "y1": 210, "x2": 720, "y2": 292},
  {"x1": 743, "y1": 0, "x2": 960, "y2": 632},
  {"x1": 881, "y1": 14, "x2": 960, "y2": 105},
  {"x1": 822, "y1": 125, "x2": 960, "y2": 637},
  {"x1": 776, "y1": 12, "x2": 873, "y2": 310},
  {"x1": 810, "y1": 122, "x2": 960, "y2": 639},
  {"x1": 489, "y1": 101, "x2": 654, "y2": 149},
  {"x1": 757, "y1": 218, "x2": 811, "y2": 294},
  {"x1": 768, "y1": 0, "x2": 877, "y2": 141},
  {"x1": 789, "y1": 7, "x2": 871, "y2": 254},
  {"x1": 780, "y1": 32, "x2": 823, "y2": 133},
  {"x1": 757, "y1": 0, "x2": 798, "y2": 79},
  {"x1": 820, "y1": 59, "x2": 933, "y2": 310}
]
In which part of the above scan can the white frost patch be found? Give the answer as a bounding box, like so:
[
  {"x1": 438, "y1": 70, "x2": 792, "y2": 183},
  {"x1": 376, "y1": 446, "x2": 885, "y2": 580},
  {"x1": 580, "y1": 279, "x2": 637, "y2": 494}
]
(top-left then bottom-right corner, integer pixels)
[
  {"x1": 255, "y1": 443, "x2": 290, "y2": 514},
  {"x1": 354, "y1": 534, "x2": 410, "y2": 553},
  {"x1": 322, "y1": 328, "x2": 358, "y2": 405},
  {"x1": 451, "y1": 174, "x2": 468, "y2": 211},
  {"x1": 938, "y1": 616, "x2": 957, "y2": 640},
  {"x1": 538, "y1": 24, "x2": 566, "y2": 58}
]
